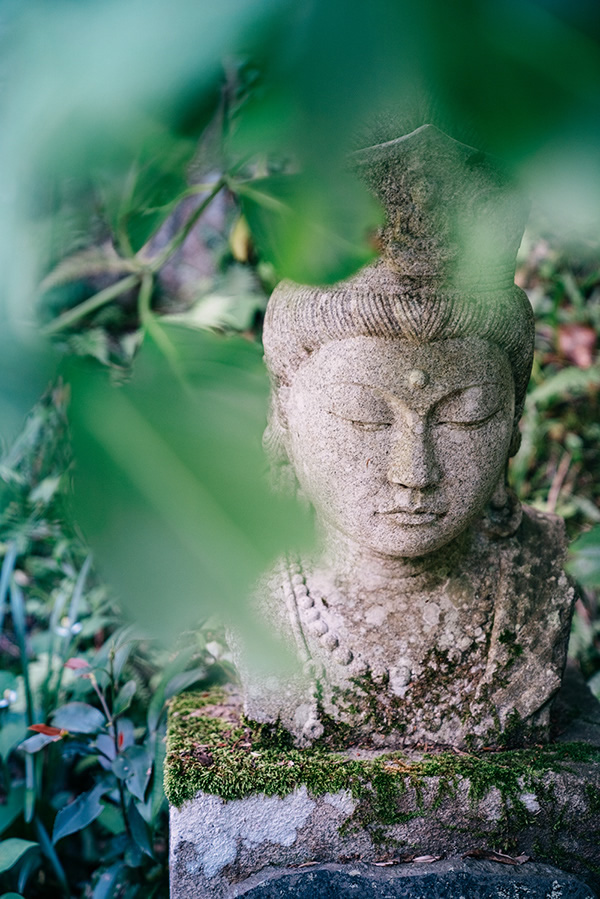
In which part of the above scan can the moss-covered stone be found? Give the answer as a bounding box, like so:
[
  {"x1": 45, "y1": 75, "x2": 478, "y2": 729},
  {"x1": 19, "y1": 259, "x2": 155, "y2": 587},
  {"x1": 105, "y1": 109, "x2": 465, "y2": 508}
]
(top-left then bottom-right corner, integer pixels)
[
  {"x1": 165, "y1": 687, "x2": 600, "y2": 811},
  {"x1": 167, "y1": 687, "x2": 600, "y2": 892}
]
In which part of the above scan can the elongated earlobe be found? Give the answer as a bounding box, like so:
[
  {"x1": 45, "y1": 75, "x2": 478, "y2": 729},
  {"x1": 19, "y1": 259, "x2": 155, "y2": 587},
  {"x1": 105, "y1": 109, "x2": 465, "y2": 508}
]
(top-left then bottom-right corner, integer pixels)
[
  {"x1": 483, "y1": 469, "x2": 522, "y2": 538},
  {"x1": 509, "y1": 425, "x2": 522, "y2": 458}
]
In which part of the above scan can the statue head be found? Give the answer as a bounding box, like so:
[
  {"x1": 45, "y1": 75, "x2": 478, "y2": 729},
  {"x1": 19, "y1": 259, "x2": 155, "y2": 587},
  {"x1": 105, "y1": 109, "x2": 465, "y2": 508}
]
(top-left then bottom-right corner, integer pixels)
[{"x1": 262, "y1": 126, "x2": 534, "y2": 559}]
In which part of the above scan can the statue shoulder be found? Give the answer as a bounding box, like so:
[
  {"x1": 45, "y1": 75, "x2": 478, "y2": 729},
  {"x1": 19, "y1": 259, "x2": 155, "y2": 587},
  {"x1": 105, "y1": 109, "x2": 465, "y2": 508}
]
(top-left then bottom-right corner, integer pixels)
[{"x1": 516, "y1": 504, "x2": 568, "y2": 567}]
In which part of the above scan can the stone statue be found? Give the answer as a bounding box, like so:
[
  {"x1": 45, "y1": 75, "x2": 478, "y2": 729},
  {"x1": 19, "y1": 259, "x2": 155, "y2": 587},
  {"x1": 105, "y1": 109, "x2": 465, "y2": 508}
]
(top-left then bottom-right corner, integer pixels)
[{"x1": 236, "y1": 125, "x2": 575, "y2": 750}]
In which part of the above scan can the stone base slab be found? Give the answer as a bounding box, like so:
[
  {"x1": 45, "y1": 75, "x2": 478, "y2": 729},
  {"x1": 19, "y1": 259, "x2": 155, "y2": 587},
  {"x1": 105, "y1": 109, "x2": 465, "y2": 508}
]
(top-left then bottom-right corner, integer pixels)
[
  {"x1": 168, "y1": 669, "x2": 600, "y2": 897},
  {"x1": 228, "y1": 860, "x2": 595, "y2": 898}
]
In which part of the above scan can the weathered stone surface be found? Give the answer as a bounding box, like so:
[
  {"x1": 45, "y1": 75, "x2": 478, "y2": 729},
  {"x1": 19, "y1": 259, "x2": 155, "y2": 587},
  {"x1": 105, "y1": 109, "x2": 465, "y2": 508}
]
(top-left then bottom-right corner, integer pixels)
[
  {"x1": 231, "y1": 125, "x2": 574, "y2": 749},
  {"x1": 167, "y1": 674, "x2": 600, "y2": 898},
  {"x1": 229, "y1": 861, "x2": 596, "y2": 899}
]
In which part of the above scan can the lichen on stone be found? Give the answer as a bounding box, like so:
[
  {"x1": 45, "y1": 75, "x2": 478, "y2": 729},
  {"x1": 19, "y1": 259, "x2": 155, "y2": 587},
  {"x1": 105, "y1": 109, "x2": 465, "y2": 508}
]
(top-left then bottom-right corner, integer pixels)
[{"x1": 165, "y1": 688, "x2": 600, "y2": 817}]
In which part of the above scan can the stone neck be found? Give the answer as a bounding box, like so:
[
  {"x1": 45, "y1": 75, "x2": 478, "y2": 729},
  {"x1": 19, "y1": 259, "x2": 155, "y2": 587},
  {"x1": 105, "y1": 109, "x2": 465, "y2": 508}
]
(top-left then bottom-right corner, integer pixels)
[{"x1": 316, "y1": 523, "x2": 473, "y2": 596}]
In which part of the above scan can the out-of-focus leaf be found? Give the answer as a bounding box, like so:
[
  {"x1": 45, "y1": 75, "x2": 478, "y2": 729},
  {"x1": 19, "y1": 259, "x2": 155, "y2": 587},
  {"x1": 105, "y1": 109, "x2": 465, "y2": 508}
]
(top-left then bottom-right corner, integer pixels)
[
  {"x1": 52, "y1": 782, "x2": 108, "y2": 843},
  {"x1": 0, "y1": 334, "x2": 56, "y2": 467},
  {"x1": 92, "y1": 862, "x2": 125, "y2": 899},
  {"x1": 0, "y1": 716, "x2": 27, "y2": 762},
  {"x1": 97, "y1": 803, "x2": 125, "y2": 837},
  {"x1": 40, "y1": 246, "x2": 136, "y2": 293},
  {"x1": 0, "y1": 785, "x2": 24, "y2": 836},
  {"x1": 112, "y1": 746, "x2": 151, "y2": 803},
  {"x1": 164, "y1": 667, "x2": 206, "y2": 702},
  {"x1": 146, "y1": 648, "x2": 194, "y2": 733},
  {"x1": 66, "y1": 325, "x2": 312, "y2": 647},
  {"x1": 19, "y1": 732, "x2": 63, "y2": 754},
  {"x1": 113, "y1": 680, "x2": 137, "y2": 718},
  {"x1": 149, "y1": 730, "x2": 167, "y2": 822},
  {"x1": 567, "y1": 526, "x2": 600, "y2": 587},
  {"x1": 51, "y1": 702, "x2": 106, "y2": 734},
  {"x1": 0, "y1": 839, "x2": 37, "y2": 873},
  {"x1": 126, "y1": 799, "x2": 153, "y2": 857},
  {"x1": 528, "y1": 365, "x2": 600, "y2": 406},
  {"x1": 0, "y1": 548, "x2": 18, "y2": 636},
  {"x1": 96, "y1": 124, "x2": 197, "y2": 254},
  {"x1": 237, "y1": 171, "x2": 381, "y2": 284}
]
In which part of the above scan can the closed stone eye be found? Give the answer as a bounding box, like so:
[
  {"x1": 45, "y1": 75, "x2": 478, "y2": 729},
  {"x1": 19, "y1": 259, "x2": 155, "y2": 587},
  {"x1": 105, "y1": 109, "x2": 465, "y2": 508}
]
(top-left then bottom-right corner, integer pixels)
[
  {"x1": 350, "y1": 420, "x2": 392, "y2": 432},
  {"x1": 435, "y1": 408, "x2": 500, "y2": 429}
]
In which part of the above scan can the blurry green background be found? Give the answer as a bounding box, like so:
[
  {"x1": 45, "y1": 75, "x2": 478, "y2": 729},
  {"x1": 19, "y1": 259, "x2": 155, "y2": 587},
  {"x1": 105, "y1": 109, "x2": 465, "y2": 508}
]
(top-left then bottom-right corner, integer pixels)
[
  {"x1": 0, "y1": 0, "x2": 600, "y2": 895},
  {"x1": 2, "y1": 0, "x2": 600, "y2": 640}
]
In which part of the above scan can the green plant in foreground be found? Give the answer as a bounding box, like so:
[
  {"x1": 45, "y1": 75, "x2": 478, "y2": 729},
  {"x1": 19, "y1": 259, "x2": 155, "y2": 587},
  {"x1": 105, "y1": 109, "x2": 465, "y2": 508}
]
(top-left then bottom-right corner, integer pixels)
[{"x1": 0, "y1": 392, "x2": 222, "y2": 897}]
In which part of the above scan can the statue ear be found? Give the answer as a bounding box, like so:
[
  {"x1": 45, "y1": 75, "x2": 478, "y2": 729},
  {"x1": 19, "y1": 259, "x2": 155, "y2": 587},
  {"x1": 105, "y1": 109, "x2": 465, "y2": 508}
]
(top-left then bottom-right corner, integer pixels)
[
  {"x1": 262, "y1": 391, "x2": 298, "y2": 496},
  {"x1": 482, "y1": 468, "x2": 522, "y2": 539},
  {"x1": 508, "y1": 424, "x2": 521, "y2": 458}
]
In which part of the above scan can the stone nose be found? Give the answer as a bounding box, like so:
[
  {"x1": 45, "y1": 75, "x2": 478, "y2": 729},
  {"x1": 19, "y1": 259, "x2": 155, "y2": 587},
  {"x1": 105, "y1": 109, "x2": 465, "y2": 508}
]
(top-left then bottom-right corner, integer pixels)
[{"x1": 387, "y1": 417, "x2": 441, "y2": 489}]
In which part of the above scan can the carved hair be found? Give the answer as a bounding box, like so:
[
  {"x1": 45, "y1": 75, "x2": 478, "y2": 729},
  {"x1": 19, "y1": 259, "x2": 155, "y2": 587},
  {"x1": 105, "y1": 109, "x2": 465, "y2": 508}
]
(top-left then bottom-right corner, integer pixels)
[
  {"x1": 262, "y1": 266, "x2": 534, "y2": 532},
  {"x1": 263, "y1": 264, "x2": 534, "y2": 419}
]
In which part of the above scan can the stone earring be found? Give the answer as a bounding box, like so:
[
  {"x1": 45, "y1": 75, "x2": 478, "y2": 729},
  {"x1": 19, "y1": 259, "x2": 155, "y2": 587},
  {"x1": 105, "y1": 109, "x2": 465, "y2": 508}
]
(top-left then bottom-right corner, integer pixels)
[{"x1": 482, "y1": 470, "x2": 523, "y2": 538}]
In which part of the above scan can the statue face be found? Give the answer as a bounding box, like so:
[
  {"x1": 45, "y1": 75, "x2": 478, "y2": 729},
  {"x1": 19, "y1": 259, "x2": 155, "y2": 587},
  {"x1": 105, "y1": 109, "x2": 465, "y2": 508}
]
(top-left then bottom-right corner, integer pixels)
[{"x1": 284, "y1": 336, "x2": 515, "y2": 558}]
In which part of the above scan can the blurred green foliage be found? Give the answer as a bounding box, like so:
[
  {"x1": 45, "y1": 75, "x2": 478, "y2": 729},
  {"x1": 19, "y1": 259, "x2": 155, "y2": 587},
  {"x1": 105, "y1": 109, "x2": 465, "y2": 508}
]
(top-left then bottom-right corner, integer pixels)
[{"x1": 0, "y1": 0, "x2": 600, "y2": 894}]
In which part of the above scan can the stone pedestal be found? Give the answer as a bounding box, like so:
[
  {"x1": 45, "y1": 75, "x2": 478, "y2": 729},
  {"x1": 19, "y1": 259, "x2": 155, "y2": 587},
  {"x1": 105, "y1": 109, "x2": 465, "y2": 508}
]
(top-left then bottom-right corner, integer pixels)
[{"x1": 167, "y1": 669, "x2": 600, "y2": 898}]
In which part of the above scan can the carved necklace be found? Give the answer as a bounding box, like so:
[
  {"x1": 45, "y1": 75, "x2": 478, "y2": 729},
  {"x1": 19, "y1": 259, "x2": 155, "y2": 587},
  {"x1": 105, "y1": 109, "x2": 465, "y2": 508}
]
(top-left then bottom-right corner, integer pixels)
[
  {"x1": 282, "y1": 549, "x2": 494, "y2": 688},
  {"x1": 282, "y1": 556, "x2": 372, "y2": 679}
]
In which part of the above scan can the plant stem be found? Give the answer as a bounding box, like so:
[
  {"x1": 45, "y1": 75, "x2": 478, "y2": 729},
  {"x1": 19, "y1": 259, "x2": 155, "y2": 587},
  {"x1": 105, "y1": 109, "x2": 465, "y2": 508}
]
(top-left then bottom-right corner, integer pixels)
[
  {"x1": 42, "y1": 273, "x2": 141, "y2": 336},
  {"x1": 148, "y1": 177, "x2": 226, "y2": 272},
  {"x1": 34, "y1": 816, "x2": 70, "y2": 898},
  {"x1": 91, "y1": 671, "x2": 133, "y2": 841}
]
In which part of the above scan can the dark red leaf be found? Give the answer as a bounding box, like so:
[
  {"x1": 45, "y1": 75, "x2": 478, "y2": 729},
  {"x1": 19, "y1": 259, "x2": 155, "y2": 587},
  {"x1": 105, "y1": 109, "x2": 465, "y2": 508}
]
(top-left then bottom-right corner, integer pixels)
[
  {"x1": 558, "y1": 323, "x2": 597, "y2": 369},
  {"x1": 65, "y1": 658, "x2": 91, "y2": 670},
  {"x1": 29, "y1": 724, "x2": 65, "y2": 736}
]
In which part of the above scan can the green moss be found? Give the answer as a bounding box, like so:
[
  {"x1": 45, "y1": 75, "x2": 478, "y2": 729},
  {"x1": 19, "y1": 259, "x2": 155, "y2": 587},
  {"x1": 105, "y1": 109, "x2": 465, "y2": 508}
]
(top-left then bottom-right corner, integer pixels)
[
  {"x1": 164, "y1": 688, "x2": 600, "y2": 823},
  {"x1": 498, "y1": 628, "x2": 524, "y2": 659},
  {"x1": 586, "y1": 783, "x2": 600, "y2": 815}
]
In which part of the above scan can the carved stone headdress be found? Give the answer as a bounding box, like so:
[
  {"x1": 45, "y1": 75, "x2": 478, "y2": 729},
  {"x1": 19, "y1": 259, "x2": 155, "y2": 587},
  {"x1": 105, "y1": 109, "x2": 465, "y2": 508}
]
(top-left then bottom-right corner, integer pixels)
[{"x1": 263, "y1": 125, "x2": 534, "y2": 498}]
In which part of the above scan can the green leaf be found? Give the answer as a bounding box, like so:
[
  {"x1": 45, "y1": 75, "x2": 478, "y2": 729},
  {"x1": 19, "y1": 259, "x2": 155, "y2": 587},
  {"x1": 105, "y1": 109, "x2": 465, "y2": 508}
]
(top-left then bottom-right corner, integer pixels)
[
  {"x1": 51, "y1": 702, "x2": 106, "y2": 734},
  {"x1": 97, "y1": 124, "x2": 197, "y2": 254},
  {"x1": 113, "y1": 680, "x2": 137, "y2": 718},
  {"x1": 146, "y1": 648, "x2": 195, "y2": 733},
  {"x1": 19, "y1": 733, "x2": 63, "y2": 754},
  {"x1": 126, "y1": 799, "x2": 153, "y2": 858},
  {"x1": 0, "y1": 839, "x2": 37, "y2": 874},
  {"x1": 149, "y1": 731, "x2": 167, "y2": 823},
  {"x1": 66, "y1": 326, "x2": 312, "y2": 647},
  {"x1": 92, "y1": 862, "x2": 125, "y2": 899},
  {"x1": 52, "y1": 783, "x2": 108, "y2": 843},
  {"x1": 0, "y1": 785, "x2": 24, "y2": 837},
  {"x1": 97, "y1": 802, "x2": 126, "y2": 837},
  {"x1": 237, "y1": 171, "x2": 381, "y2": 284},
  {"x1": 112, "y1": 746, "x2": 152, "y2": 803},
  {"x1": 528, "y1": 365, "x2": 600, "y2": 407},
  {"x1": 567, "y1": 526, "x2": 600, "y2": 587},
  {"x1": 0, "y1": 335, "x2": 56, "y2": 450},
  {"x1": 164, "y1": 667, "x2": 207, "y2": 703}
]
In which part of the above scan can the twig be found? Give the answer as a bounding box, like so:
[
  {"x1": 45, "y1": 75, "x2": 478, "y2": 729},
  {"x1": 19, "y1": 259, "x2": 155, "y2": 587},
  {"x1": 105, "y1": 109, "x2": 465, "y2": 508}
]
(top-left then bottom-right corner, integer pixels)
[
  {"x1": 42, "y1": 273, "x2": 141, "y2": 336},
  {"x1": 547, "y1": 451, "x2": 572, "y2": 514}
]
